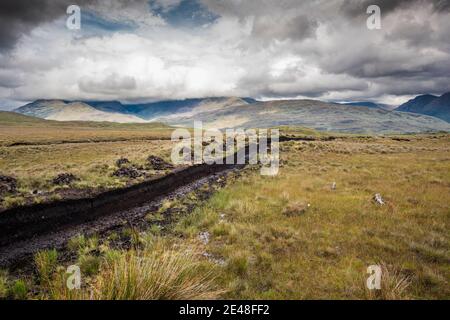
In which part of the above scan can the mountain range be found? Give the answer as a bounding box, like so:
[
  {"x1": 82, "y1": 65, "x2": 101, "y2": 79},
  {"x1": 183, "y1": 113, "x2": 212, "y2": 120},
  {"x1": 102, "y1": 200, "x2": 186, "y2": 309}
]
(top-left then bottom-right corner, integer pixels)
[
  {"x1": 14, "y1": 100, "x2": 147, "y2": 123},
  {"x1": 12, "y1": 96, "x2": 450, "y2": 134},
  {"x1": 395, "y1": 92, "x2": 450, "y2": 122},
  {"x1": 14, "y1": 97, "x2": 253, "y2": 123}
]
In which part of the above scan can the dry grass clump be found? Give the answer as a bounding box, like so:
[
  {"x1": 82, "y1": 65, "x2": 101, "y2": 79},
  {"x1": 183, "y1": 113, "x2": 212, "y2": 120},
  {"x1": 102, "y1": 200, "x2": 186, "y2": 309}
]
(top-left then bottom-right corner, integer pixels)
[
  {"x1": 91, "y1": 246, "x2": 221, "y2": 300},
  {"x1": 34, "y1": 249, "x2": 58, "y2": 287},
  {"x1": 47, "y1": 240, "x2": 222, "y2": 300},
  {"x1": 365, "y1": 263, "x2": 413, "y2": 300},
  {"x1": 282, "y1": 201, "x2": 310, "y2": 217}
]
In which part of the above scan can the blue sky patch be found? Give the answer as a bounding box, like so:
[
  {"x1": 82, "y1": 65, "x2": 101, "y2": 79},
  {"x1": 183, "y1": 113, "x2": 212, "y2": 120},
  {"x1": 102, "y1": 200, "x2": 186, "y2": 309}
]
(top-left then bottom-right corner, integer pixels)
[
  {"x1": 150, "y1": 0, "x2": 219, "y2": 28},
  {"x1": 81, "y1": 10, "x2": 137, "y2": 33}
]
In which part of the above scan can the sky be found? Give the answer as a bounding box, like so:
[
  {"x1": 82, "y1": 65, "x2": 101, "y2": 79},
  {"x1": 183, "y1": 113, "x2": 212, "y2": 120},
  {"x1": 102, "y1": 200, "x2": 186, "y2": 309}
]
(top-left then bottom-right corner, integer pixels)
[{"x1": 0, "y1": 0, "x2": 449, "y2": 110}]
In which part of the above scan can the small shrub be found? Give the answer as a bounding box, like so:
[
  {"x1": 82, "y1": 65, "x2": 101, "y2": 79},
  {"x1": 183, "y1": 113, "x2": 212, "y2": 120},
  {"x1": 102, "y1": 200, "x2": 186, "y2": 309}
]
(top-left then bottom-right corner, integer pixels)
[
  {"x1": 145, "y1": 212, "x2": 164, "y2": 223},
  {"x1": 68, "y1": 235, "x2": 98, "y2": 254},
  {"x1": 282, "y1": 201, "x2": 310, "y2": 217},
  {"x1": 158, "y1": 199, "x2": 173, "y2": 213},
  {"x1": 79, "y1": 254, "x2": 101, "y2": 276},
  {"x1": 148, "y1": 224, "x2": 162, "y2": 236},
  {"x1": 366, "y1": 263, "x2": 412, "y2": 300},
  {"x1": 212, "y1": 223, "x2": 231, "y2": 237},
  {"x1": 68, "y1": 235, "x2": 87, "y2": 252},
  {"x1": 227, "y1": 254, "x2": 249, "y2": 277},
  {"x1": 2, "y1": 196, "x2": 26, "y2": 208},
  {"x1": 11, "y1": 280, "x2": 28, "y2": 299},
  {"x1": 35, "y1": 249, "x2": 58, "y2": 286},
  {"x1": 0, "y1": 270, "x2": 9, "y2": 298}
]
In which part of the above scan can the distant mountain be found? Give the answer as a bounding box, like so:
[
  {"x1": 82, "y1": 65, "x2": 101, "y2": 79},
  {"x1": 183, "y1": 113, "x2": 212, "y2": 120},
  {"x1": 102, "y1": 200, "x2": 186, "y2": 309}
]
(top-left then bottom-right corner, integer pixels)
[
  {"x1": 14, "y1": 97, "x2": 255, "y2": 122},
  {"x1": 15, "y1": 100, "x2": 147, "y2": 123},
  {"x1": 396, "y1": 94, "x2": 438, "y2": 113},
  {"x1": 395, "y1": 93, "x2": 450, "y2": 122},
  {"x1": 422, "y1": 93, "x2": 450, "y2": 122},
  {"x1": 82, "y1": 100, "x2": 131, "y2": 114},
  {"x1": 124, "y1": 97, "x2": 253, "y2": 120},
  {"x1": 13, "y1": 97, "x2": 450, "y2": 133},
  {"x1": 159, "y1": 99, "x2": 450, "y2": 134}
]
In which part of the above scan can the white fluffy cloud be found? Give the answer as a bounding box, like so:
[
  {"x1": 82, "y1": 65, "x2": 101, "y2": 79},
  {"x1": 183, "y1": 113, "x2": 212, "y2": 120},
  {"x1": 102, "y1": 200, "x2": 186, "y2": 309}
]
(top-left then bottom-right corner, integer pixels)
[{"x1": 0, "y1": 0, "x2": 449, "y2": 109}]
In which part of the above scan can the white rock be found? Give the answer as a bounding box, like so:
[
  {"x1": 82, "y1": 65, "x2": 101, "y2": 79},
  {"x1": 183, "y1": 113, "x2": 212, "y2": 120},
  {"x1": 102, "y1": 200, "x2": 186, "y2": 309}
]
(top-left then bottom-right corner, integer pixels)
[
  {"x1": 374, "y1": 193, "x2": 385, "y2": 205},
  {"x1": 198, "y1": 231, "x2": 210, "y2": 245}
]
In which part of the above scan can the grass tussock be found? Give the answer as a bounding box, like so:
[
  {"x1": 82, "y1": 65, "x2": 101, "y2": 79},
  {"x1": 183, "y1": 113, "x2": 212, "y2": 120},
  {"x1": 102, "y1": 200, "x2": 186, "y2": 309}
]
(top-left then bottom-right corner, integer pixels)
[
  {"x1": 44, "y1": 240, "x2": 222, "y2": 300},
  {"x1": 365, "y1": 263, "x2": 413, "y2": 300},
  {"x1": 91, "y1": 246, "x2": 221, "y2": 300},
  {"x1": 34, "y1": 249, "x2": 58, "y2": 287}
]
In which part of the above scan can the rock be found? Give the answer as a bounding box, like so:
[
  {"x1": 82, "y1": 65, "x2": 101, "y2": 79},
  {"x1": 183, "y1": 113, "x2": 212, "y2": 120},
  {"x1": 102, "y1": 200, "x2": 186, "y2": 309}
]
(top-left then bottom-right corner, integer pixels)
[
  {"x1": 373, "y1": 193, "x2": 385, "y2": 205},
  {"x1": 112, "y1": 166, "x2": 143, "y2": 179},
  {"x1": 52, "y1": 173, "x2": 78, "y2": 185},
  {"x1": 198, "y1": 231, "x2": 210, "y2": 245},
  {"x1": 0, "y1": 174, "x2": 17, "y2": 195},
  {"x1": 202, "y1": 252, "x2": 225, "y2": 266},
  {"x1": 115, "y1": 157, "x2": 130, "y2": 167},
  {"x1": 147, "y1": 155, "x2": 174, "y2": 170}
]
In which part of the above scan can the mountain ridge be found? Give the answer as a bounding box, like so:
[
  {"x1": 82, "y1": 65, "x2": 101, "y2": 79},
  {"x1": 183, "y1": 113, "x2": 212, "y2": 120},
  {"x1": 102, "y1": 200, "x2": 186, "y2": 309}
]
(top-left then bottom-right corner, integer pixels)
[
  {"x1": 14, "y1": 97, "x2": 254, "y2": 122},
  {"x1": 12, "y1": 96, "x2": 450, "y2": 134},
  {"x1": 395, "y1": 92, "x2": 450, "y2": 122},
  {"x1": 158, "y1": 98, "x2": 450, "y2": 134}
]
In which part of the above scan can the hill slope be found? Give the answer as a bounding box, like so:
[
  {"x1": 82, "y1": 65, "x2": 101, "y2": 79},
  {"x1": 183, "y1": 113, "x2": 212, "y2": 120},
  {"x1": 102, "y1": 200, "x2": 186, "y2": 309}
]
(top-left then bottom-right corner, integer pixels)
[
  {"x1": 0, "y1": 111, "x2": 49, "y2": 125},
  {"x1": 15, "y1": 100, "x2": 147, "y2": 123},
  {"x1": 422, "y1": 92, "x2": 450, "y2": 122},
  {"x1": 396, "y1": 93, "x2": 450, "y2": 122},
  {"x1": 339, "y1": 101, "x2": 384, "y2": 109},
  {"x1": 124, "y1": 97, "x2": 251, "y2": 120},
  {"x1": 160, "y1": 99, "x2": 450, "y2": 134},
  {"x1": 12, "y1": 97, "x2": 450, "y2": 133},
  {"x1": 14, "y1": 97, "x2": 254, "y2": 122}
]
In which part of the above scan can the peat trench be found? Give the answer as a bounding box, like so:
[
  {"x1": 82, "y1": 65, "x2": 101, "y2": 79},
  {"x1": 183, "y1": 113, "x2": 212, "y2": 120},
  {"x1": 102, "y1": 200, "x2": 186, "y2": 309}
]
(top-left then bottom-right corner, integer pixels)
[{"x1": 0, "y1": 148, "x2": 252, "y2": 268}]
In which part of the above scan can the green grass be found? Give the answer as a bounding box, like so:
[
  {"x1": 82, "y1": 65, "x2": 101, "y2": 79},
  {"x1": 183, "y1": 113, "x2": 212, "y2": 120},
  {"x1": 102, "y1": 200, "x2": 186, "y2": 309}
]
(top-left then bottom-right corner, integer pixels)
[
  {"x1": 34, "y1": 249, "x2": 58, "y2": 287},
  {"x1": 3, "y1": 125, "x2": 449, "y2": 300},
  {"x1": 170, "y1": 134, "x2": 450, "y2": 299},
  {"x1": 0, "y1": 112, "x2": 178, "y2": 208}
]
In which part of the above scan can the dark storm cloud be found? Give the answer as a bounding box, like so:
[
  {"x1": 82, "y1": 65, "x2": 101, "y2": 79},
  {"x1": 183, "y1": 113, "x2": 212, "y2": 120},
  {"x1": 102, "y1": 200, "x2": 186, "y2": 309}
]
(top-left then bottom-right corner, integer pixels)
[
  {"x1": 0, "y1": 0, "x2": 151, "y2": 51},
  {"x1": 341, "y1": 0, "x2": 450, "y2": 17},
  {"x1": 0, "y1": 0, "x2": 72, "y2": 51}
]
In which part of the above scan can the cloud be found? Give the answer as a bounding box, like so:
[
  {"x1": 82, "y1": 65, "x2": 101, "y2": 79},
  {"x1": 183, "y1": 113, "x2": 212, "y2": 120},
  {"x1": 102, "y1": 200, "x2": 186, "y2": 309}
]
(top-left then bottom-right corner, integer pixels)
[
  {"x1": 0, "y1": 0, "x2": 69, "y2": 51},
  {"x1": 0, "y1": 0, "x2": 161, "y2": 51},
  {"x1": 0, "y1": 0, "x2": 449, "y2": 109},
  {"x1": 79, "y1": 73, "x2": 137, "y2": 94},
  {"x1": 340, "y1": 0, "x2": 450, "y2": 17}
]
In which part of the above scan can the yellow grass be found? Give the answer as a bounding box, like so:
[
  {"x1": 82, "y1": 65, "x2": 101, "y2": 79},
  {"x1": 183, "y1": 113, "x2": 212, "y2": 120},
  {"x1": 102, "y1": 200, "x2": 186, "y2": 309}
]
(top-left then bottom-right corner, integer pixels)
[{"x1": 172, "y1": 134, "x2": 450, "y2": 299}]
